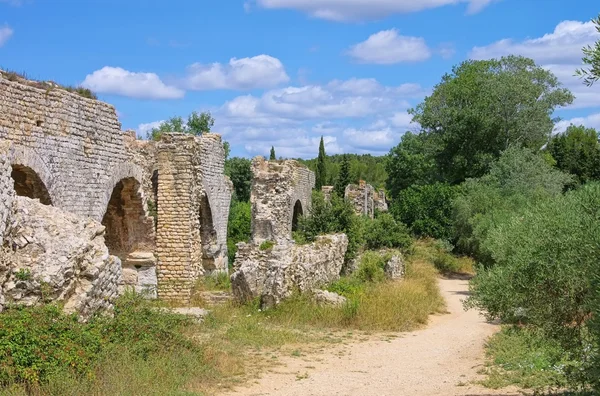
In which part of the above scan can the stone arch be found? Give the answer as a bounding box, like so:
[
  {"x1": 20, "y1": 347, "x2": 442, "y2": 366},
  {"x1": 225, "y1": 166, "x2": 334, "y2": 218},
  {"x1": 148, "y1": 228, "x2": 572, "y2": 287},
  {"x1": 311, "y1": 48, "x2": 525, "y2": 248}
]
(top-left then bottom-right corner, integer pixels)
[
  {"x1": 9, "y1": 146, "x2": 55, "y2": 206},
  {"x1": 100, "y1": 163, "x2": 153, "y2": 260},
  {"x1": 292, "y1": 199, "x2": 303, "y2": 232},
  {"x1": 199, "y1": 192, "x2": 219, "y2": 271}
]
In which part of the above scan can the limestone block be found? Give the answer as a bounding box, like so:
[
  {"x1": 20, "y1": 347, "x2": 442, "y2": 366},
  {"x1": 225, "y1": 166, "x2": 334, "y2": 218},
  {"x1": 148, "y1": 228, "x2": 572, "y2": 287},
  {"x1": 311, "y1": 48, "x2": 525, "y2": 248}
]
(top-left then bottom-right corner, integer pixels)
[
  {"x1": 313, "y1": 290, "x2": 347, "y2": 307},
  {"x1": 385, "y1": 254, "x2": 405, "y2": 280}
]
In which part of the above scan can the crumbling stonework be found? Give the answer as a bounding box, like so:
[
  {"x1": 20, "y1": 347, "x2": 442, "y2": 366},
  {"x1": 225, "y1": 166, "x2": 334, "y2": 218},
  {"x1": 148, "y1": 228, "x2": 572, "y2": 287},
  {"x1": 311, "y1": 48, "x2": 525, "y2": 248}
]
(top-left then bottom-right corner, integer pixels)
[
  {"x1": 250, "y1": 157, "x2": 315, "y2": 243},
  {"x1": 321, "y1": 185, "x2": 334, "y2": 201},
  {"x1": 1, "y1": 196, "x2": 121, "y2": 319},
  {"x1": 231, "y1": 234, "x2": 348, "y2": 308},
  {"x1": 0, "y1": 142, "x2": 15, "y2": 244},
  {"x1": 345, "y1": 181, "x2": 388, "y2": 218},
  {"x1": 155, "y1": 134, "x2": 232, "y2": 302}
]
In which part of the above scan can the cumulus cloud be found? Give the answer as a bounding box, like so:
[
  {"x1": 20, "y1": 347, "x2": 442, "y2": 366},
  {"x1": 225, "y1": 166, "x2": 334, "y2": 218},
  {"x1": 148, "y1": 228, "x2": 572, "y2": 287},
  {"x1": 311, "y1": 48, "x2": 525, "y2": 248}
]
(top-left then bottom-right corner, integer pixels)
[
  {"x1": 348, "y1": 29, "x2": 431, "y2": 64},
  {"x1": 81, "y1": 67, "x2": 184, "y2": 99},
  {"x1": 554, "y1": 112, "x2": 600, "y2": 134},
  {"x1": 183, "y1": 55, "x2": 289, "y2": 90},
  {"x1": 0, "y1": 25, "x2": 13, "y2": 47},
  {"x1": 254, "y1": 0, "x2": 496, "y2": 21},
  {"x1": 137, "y1": 120, "x2": 165, "y2": 137},
  {"x1": 470, "y1": 19, "x2": 600, "y2": 110}
]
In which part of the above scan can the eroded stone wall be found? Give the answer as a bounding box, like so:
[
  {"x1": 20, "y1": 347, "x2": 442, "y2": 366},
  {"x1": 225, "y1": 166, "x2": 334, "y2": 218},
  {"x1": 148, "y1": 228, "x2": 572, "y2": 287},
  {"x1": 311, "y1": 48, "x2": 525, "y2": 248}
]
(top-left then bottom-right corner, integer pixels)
[
  {"x1": 250, "y1": 157, "x2": 315, "y2": 243},
  {"x1": 345, "y1": 181, "x2": 375, "y2": 218},
  {"x1": 0, "y1": 141, "x2": 15, "y2": 244}
]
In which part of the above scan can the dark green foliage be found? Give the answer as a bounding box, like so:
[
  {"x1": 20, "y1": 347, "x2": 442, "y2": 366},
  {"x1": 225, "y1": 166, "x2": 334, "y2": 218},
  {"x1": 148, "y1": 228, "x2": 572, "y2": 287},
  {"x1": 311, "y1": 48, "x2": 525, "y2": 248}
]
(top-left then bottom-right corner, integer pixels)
[
  {"x1": 299, "y1": 153, "x2": 387, "y2": 189},
  {"x1": 147, "y1": 111, "x2": 214, "y2": 141},
  {"x1": 223, "y1": 141, "x2": 231, "y2": 159},
  {"x1": 589, "y1": 272, "x2": 600, "y2": 390},
  {"x1": 296, "y1": 191, "x2": 363, "y2": 261},
  {"x1": 576, "y1": 14, "x2": 600, "y2": 87},
  {"x1": 315, "y1": 136, "x2": 327, "y2": 190},
  {"x1": 452, "y1": 147, "x2": 572, "y2": 263},
  {"x1": 410, "y1": 56, "x2": 573, "y2": 184},
  {"x1": 385, "y1": 132, "x2": 439, "y2": 198},
  {"x1": 355, "y1": 251, "x2": 387, "y2": 283},
  {"x1": 227, "y1": 200, "x2": 251, "y2": 265},
  {"x1": 269, "y1": 146, "x2": 276, "y2": 160},
  {"x1": 364, "y1": 213, "x2": 412, "y2": 251},
  {"x1": 391, "y1": 183, "x2": 458, "y2": 240},
  {"x1": 547, "y1": 124, "x2": 600, "y2": 186},
  {"x1": 334, "y1": 154, "x2": 351, "y2": 197},
  {"x1": 465, "y1": 183, "x2": 600, "y2": 347},
  {"x1": 224, "y1": 157, "x2": 252, "y2": 202}
]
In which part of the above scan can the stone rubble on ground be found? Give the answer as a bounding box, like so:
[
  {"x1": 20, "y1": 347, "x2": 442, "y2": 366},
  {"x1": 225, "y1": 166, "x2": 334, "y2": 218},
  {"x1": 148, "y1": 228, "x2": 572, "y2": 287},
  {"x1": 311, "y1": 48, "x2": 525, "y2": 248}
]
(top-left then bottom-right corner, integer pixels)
[{"x1": 313, "y1": 289, "x2": 347, "y2": 307}]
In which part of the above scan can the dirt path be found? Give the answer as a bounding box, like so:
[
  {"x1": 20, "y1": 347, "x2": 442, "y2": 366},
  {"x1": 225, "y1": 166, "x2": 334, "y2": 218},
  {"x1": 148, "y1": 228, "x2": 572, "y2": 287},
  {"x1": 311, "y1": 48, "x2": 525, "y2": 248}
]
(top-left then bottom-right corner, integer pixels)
[{"x1": 223, "y1": 278, "x2": 522, "y2": 396}]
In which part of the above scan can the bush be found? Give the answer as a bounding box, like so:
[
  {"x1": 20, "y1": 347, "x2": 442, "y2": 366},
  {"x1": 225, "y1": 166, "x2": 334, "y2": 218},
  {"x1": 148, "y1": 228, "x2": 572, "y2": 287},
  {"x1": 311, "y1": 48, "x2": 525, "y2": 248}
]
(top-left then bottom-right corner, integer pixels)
[
  {"x1": 465, "y1": 183, "x2": 600, "y2": 349},
  {"x1": 355, "y1": 251, "x2": 387, "y2": 283},
  {"x1": 259, "y1": 240, "x2": 275, "y2": 251},
  {"x1": 364, "y1": 213, "x2": 412, "y2": 251},
  {"x1": 391, "y1": 182, "x2": 458, "y2": 240},
  {"x1": 227, "y1": 200, "x2": 251, "y2": 265}
]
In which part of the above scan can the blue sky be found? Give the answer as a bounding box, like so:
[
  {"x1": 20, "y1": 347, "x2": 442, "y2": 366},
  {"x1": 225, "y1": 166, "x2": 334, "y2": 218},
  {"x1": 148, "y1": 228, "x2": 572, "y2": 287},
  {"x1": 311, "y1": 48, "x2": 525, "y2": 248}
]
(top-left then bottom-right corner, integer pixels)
[{"x1": 1, "y1": 0, "x2": 599, "y2": 158}]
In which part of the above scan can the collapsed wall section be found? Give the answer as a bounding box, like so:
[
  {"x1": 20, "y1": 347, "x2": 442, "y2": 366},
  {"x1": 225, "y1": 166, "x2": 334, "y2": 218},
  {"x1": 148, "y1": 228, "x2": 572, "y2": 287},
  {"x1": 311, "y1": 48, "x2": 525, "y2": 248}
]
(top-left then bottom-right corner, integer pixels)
[
  {"x1": 250, "y1": 157, "x2": 315, "y2": 243},
  {"x1": 345, "y1": 181, "x2": 388, "y2": 218}
]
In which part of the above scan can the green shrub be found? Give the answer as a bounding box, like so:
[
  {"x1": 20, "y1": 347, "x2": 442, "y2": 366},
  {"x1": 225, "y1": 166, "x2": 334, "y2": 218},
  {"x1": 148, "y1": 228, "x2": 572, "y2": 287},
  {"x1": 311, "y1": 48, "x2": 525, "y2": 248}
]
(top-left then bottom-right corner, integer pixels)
[
  {"x1": 391, "y1": 182, "x2": 457, "y2": 240},
  {"x1": 0, "y1": 304, "x2": 103, "y2": 385},
  {"x1": 259, "y1": 240, "x2": 275, "y2": 251},
  {"x1": 227, "y1": 200, "x2": 251, "y2": 265},
  {"x1": 355, "y1": 251, "x2": 387, "y2": 283},
  {"x1": 364, "y1": 213, "x2": 412, "y2": 251},
  {"x1": 14, "y1": 268, "x2": 31, "y2": 281}
]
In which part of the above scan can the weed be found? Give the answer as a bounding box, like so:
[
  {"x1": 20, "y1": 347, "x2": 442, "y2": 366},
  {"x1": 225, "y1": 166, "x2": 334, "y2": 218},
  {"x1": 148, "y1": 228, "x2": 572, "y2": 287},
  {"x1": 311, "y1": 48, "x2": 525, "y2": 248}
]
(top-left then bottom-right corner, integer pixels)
[
  {"x1": 14, "y1": 268, "x2": 31, "y2": 281},
  {"x1": 259, "y1": 240, "x2": 275, "y2": 251}
]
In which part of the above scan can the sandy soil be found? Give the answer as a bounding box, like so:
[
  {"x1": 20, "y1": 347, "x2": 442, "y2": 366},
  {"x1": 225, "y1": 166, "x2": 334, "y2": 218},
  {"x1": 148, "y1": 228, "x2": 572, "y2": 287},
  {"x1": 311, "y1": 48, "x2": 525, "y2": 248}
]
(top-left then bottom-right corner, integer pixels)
[{"x1": 222, "y1": 277, "x2": 523, "y2": 396}]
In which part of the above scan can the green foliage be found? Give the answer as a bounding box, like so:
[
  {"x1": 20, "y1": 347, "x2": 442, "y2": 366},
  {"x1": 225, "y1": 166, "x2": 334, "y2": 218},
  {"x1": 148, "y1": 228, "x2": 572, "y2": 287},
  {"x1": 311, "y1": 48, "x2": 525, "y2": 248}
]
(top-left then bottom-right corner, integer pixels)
[
  {"x1": 547, "y1": 124, "x2": 600, "y2": 186},
  {"x1": 575, "y1": 14, "x2": 600, "y2": 87},
  {"x1": 227, "y1": 200, "x2": 251, "y2": 265},
  {"x1": 334, "y1": 154, "x2": 351, "y2": 198},
  {"x1": 269, "y1": 146, "x2": 276, "y2": 160},
  {"x1": 14, "y1": 268, "x2": 31, "y2": 281},
  {"x1": 224, "y1": 157, "x2": 252, "y2": 202},
  {"x1": 364, "y1": 213, "x2": 412, "y2": 251},
  {"x1": 385, "y1": 132, "x2": 440, "y2": 198},
  {"x1": 259, "y1": 240, "x2": 275, "y2": 251},
  {"x1": 315, "y1": 136, "x2": 327, "y2": 190},
  {"x1": 589, "y1": 272, "x2": 600, "y2": 391},
  {"x1": 452, "y1": 147, "x2": 573, "y2": 263},
  {"x1": 355, "y1": 251, "x2": 387, "y2": 283},
  {"x1": 391, "y1": 183, "x2": 458, "y2": 240},
  {"x1": 465, "y1": 183, "x2": 600, "y2": 347},
  {"x1": 298, "y1": 153, "x2": 387, "y2": 189},
  {"x1": 147, "y1": 111, "x2": 214, "y2": 141},
  {"x1": 410, "y1": 55, "x2": 574, "y2": 184},
  {"x1": 223, "y1": 140, "x2": 231, "y2": 159},
  {"x1": 63, "y1": 86, "x2": 98, "y2": 99}
]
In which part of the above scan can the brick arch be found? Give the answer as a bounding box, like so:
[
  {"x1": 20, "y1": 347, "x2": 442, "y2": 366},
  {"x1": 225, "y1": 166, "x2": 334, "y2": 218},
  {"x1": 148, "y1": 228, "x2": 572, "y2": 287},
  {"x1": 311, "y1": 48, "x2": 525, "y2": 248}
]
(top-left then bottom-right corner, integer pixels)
[
  {"x1": 9, "y1": 146, "x2": 56, "y2": 206},
  {"x1": 98, "y1": 162, "x2": 145, "y2": 221}
]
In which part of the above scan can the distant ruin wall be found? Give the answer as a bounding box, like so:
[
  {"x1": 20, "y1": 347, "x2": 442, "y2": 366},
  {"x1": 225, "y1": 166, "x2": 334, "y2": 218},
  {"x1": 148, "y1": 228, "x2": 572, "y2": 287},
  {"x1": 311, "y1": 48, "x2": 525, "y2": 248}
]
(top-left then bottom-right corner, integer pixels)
[
  {"x1": 345, "y1": 181, "x2": 388, "y2": 218},
  {"x1": 250, "y1": 157, "x2": 315, "y2": 243}
]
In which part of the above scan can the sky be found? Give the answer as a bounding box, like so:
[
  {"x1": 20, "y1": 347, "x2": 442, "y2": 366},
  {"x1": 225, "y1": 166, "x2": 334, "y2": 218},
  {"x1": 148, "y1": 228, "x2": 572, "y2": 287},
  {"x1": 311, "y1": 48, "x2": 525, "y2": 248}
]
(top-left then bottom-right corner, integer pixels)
[{"x1": 1, "y1": 0, "x2": 599, "y2": 159}]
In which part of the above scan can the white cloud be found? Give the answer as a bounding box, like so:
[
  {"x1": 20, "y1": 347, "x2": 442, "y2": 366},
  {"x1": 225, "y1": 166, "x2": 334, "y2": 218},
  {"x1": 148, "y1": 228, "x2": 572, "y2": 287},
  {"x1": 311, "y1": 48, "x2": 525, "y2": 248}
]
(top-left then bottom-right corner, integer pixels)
[
  {"x1": 470, "y1": 20, "x2": 599, "y2": 64},
  {"x1": 0, "y1": 25, "x2": 13, "y2": 47},
  {"x1": 469, "y1": 19, "x2": 600, "y2": 110},
  {"x1": 554, "y1": 112, "x2": 600, "y2": 134},
  {"x1": 184, "y1": 55, "x2": 289, "y2": 90},
  {"x1": 348, "y1": 29, "x2": 431, "y2": 64},
  {"x1": 255, "y1": 0, "x2": 496, "y2": 21},
  {"x1": 81, "y1": 67, "x2": 184, "y2": 99},
  {"x1": 137, "y1": 120, "x2": 165, "y2": 137}
]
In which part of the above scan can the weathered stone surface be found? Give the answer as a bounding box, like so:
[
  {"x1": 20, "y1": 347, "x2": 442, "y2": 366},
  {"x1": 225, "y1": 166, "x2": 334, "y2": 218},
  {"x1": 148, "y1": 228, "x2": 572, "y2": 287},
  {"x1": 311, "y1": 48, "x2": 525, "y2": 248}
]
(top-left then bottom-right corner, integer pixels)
[
  {"x1": 231, "y1": 234, "x2": 348, "y2": 308},
  {"x1": 345, "y1": 181, "x2": 388, "y2": 219},
  {"x1": 0, "y1": 141, "x2": 15, "y2": 244},
  {"x1": 385, "y1": 254, "x2": 405, "y2": 280},
  {"x1": 250, "y1": 157, "x2": 315, "y2": 243},
  {"x1": 313, "y1": 289, "x2": 347, "y2": 307},
  {"x1": 170, "y1": 307, "x2": 210, "y2": 323},
  {"x1": 121, "y1": 251, "x2": 157, "y2": 298},
  {"x1": 1, "y1": 196, "x2": 121, "y2": 319}
]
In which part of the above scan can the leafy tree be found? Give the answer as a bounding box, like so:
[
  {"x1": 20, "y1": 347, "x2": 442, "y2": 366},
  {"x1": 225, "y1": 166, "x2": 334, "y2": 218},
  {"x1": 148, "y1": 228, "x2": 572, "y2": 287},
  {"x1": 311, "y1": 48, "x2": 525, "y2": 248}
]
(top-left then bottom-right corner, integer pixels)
[
  {"x1": 547, "y1": 124, "x2": 600, "y2": 185},
  {"x1": 299, "y1": 153, "x2": 387, "y2": 189},
  {"x1": 364, "y1": 213, "x2": 412, "y2": 251},
  {"x1": 147, "y1": 111, "x2": 215, "y2": 141},
  {"x1": 576, "y1": 14, "x2": 600, "y2": 87},
  {"x1": 391, "y1": 183, "x2": 458, "y2": 240},
  {"x1": 453, "y1": 147, "x2": 573, "y2": 263},
  {"x1": 224, "y1": 157, "x2": 252, "y2": 202},
  {"x1": 269, "y1": 146, "x2": 276, "y2": 160},
  {"x1": 410, "y1": 56, "x2": 574, "y2": 184},
  {"x1": 315, "y1": 136, "x2": 327, "y2": 190},
  {"x1": 385, "y1": 132, "x2": 440, "y2": 198},
  {"x1": 227, "y1": 200, "x2": 252, "y2": 266},
  {"x1": 223, "y1": 141, "x2": 230, "y2": 159},
  {"x1": 334, "y1": 154, "x2": 350, "y2": 198}
]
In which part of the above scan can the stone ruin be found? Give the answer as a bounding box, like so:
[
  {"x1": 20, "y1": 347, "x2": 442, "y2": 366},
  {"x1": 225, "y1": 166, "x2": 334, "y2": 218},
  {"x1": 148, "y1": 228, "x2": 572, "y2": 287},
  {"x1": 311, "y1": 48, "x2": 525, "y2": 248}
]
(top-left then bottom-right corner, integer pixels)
[
  {"x1": 231, "y1": 157, "x2": 349, "y2": 308},
  {"x1": 344, "y1": 180, "x2": 388, "y2": 219},
  {"x1": 0, "y1": 72, "x2": 232, "y2": 315}
]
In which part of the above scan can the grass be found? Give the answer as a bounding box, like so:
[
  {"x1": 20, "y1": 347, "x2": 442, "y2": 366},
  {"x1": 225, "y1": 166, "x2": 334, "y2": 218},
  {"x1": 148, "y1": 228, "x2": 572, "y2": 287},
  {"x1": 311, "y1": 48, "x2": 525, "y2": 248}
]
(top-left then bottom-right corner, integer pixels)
[
  {"x1": 0, "y1": 244, "x2": 448, "y2": 395},
  {"x1": 1, "y1": 69, "x2": 98, "y2": 100},
  {"x1": 411, "y1": 238, "x2": 475, "y2": 276}
]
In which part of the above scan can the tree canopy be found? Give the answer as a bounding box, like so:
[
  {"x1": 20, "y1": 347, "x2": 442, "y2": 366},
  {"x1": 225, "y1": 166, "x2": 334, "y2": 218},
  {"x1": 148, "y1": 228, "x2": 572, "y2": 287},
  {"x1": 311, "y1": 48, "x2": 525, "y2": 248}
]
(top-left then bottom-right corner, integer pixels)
[
  {"x1": 315, "y1": 136, "x2": 327, "y2": 190},
  {"x1": 576, "y1": 14, "x2": 600, "y2": 87},
  {"x1": 147, "y1": 111, "x2": 215, "y2": 141},
  {"x1": 547, "y1": 124, "x2": 600, "y2": 185}
]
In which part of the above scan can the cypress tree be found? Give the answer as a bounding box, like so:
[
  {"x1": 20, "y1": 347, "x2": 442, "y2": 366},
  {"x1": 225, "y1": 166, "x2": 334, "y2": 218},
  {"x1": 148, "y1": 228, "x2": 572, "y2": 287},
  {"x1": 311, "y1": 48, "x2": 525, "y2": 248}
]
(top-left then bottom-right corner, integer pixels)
[
  {"x1": 269, "y1": 146, "x2": 276, "y2": 160},
  {"x1": 315, "y1": 136, "x2": 327, "y2": 190},
  {"x1": 335, "y1": 154, "x2": 350, "y2": 198}
]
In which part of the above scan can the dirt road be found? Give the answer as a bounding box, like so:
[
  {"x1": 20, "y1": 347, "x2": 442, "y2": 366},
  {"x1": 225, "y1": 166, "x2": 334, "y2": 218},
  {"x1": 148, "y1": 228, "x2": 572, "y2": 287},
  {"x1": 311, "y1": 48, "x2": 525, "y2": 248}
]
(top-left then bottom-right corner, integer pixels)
[{"x1": 223, "y1": 278, "x2": 521, "y2": 396}]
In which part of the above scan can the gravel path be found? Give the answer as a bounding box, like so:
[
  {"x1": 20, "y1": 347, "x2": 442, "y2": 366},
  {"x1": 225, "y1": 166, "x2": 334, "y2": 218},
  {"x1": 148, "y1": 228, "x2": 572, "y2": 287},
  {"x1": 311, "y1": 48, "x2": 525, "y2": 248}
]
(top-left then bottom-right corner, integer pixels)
[{"x1": 223, "y1": 278, "x2": 523, "y2": 396}]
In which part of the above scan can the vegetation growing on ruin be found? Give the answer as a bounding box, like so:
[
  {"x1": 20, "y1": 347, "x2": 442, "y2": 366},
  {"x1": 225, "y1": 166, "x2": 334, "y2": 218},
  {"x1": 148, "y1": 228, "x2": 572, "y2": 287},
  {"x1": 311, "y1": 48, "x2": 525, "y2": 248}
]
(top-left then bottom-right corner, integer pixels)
[{"x1": 0, "y1": 69, "x2": 98, "y2": 100}]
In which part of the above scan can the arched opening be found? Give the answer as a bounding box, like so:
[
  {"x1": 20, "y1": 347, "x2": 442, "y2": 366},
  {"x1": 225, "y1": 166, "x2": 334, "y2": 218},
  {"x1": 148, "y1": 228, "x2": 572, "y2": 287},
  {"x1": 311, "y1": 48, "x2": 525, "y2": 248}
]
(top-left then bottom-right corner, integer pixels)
[
  {"x1": 11, "y1": 164, "x2": 52, "y2": 205},
  {"x1": 292, "y1": 200, "x2": 303, "y2": 232},
  {"x1": 199, "y1": 194, "x2": 218, "y2": 271},
  {"x1": 101, "y1": 177, "x2": 151, "y2": 260}
]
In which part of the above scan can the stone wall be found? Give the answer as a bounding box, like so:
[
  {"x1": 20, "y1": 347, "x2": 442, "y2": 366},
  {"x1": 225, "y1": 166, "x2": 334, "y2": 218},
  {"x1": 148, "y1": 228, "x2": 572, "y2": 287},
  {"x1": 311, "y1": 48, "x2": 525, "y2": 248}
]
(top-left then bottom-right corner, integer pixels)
[
  {"x1": 0, "y1": 141, "x2": 15, "y2": 244},
  {"x1": 373, "y1": 188, "x2": 388, "y2": 213},
  {"x1": 231, "y1": 234, "x2": 348, "y2": 308},
  {"x1": 250, "y1": 157, "x2": 315, "y2": 243},
  {"x1": 155, "y1": 133, "x2": 232, "y2": 302},
  {"x1": 345, "y1": 180, "x2": 375, "y2": 218}
]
